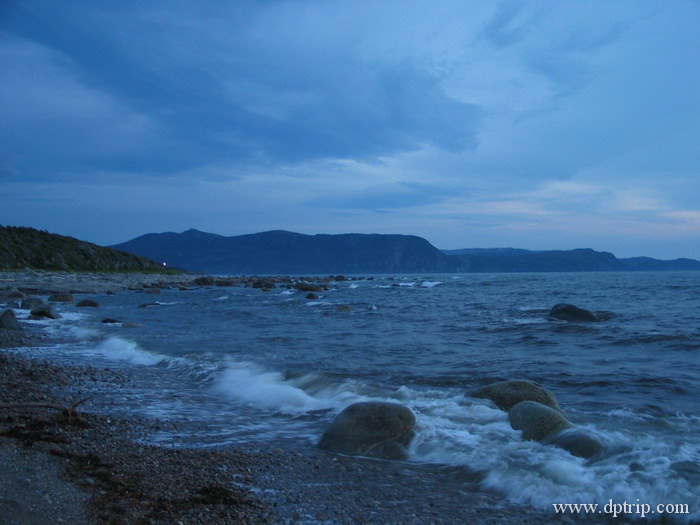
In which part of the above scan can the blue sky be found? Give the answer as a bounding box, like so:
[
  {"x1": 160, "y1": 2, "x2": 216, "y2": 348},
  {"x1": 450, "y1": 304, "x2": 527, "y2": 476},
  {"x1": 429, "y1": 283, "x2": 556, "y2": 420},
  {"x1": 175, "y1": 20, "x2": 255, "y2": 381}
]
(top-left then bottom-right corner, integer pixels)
[{"x1": 2, "y1": 0, "x2": 699, "y2": 258}]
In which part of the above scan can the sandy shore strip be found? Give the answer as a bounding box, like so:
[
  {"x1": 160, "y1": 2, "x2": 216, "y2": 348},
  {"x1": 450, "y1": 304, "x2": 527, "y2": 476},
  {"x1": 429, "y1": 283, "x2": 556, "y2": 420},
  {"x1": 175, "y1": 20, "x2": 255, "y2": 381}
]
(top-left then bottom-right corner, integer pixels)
[{"x1": 0, "y1": 271, "x2": 605, "y2": 524}]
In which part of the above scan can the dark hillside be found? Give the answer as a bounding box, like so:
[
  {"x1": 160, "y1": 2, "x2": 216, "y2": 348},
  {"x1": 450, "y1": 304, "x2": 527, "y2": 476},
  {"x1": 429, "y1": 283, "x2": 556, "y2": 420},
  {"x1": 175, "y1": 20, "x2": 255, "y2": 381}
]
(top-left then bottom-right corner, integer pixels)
[{"x1": 0, "y1": 226, "x2": 174, "y2": 272}]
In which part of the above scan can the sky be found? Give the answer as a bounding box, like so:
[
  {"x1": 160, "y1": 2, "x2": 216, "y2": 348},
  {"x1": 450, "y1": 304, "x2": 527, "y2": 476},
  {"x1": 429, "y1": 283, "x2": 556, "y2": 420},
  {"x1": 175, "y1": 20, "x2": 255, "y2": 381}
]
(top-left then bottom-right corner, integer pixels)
[{"x1": 2, "y1": 0, "x2": 700, "y2": 259}]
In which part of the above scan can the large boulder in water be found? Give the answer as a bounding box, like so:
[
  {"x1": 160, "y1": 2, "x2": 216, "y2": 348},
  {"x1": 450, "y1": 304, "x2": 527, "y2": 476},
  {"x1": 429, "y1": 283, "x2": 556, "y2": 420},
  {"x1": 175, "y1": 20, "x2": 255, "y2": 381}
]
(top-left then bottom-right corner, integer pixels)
[
  {"x1": 318, "y1": 401, "x2": 416, "y2": 460},
  {"x1": 508, "y1": 401, "x2": 572, "y2": 441},
  {"x1": 548, "y1": 303, "x2": 598, "y2": 322},
  {"x1": 509, "y1": 401, "x2": 605, "y2": 459},
  {"x1": 470, "y1": 380, "x2": 561, "y2": 412}
]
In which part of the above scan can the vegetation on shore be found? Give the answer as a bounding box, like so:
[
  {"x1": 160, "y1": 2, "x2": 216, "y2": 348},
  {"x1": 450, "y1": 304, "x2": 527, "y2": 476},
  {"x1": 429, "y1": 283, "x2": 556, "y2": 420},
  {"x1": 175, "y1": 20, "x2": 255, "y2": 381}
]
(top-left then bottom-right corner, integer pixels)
[{"x1": 0, "y1": 226, "x2": 180, "y2": 273}]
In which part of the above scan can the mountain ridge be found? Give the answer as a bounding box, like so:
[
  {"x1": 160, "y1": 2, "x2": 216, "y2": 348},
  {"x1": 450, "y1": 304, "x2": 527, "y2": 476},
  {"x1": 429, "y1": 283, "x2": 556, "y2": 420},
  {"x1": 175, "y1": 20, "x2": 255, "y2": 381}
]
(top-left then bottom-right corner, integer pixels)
[{"x1": 110, "y1": 228, "x2": 700, "y2": 274}]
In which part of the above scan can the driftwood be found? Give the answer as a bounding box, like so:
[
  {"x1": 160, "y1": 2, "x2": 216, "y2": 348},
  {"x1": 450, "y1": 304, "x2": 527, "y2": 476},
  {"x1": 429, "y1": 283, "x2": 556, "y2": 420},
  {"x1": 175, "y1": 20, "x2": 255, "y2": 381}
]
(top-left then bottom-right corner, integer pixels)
[{"x1": 0, "y1": 397, "x2": 91, "y2": 421}]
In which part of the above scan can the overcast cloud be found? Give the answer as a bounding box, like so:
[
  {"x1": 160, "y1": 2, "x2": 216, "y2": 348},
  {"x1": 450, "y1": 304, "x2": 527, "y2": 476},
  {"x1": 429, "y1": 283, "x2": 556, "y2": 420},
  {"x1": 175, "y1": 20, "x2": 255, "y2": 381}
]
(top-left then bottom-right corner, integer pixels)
[{"x1": 2, "y1": 0, "x2": 699, "y2": 258}]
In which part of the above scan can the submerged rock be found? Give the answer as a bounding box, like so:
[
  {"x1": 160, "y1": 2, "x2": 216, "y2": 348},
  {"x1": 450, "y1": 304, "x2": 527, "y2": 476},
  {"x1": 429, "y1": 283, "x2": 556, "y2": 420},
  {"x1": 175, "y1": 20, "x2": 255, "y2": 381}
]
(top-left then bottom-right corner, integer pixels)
[
  {"x1": 0, "y1": 309, "x2": 23, "y2": 331},
  {"x1": 20, "y1": 297, "x2": 44, "y2": 310},
  {"x1": 470, "y1": 380, "x2": 561, "y2": 411},
  {"x1": 508, "y1": 401, "x2": 572, "y2": 441},
  {"x1": 295, "y1": 282, "x2": 325, "y2": 293},
  {"x1": 318, "y1": 401, "x2": 416, "y2": 460},
  {"x1": 548, "y1": 303, "x2": 598, "y2": 322},
  {"x1": 48, "y1": 292, "x2": 74, "y2": 303},
  {"x1": 76, "y1": 299, "x2": 100, "y2": 307},
  {"x1": 30, "y1": 304, "x2": 61, "y2": 319}
]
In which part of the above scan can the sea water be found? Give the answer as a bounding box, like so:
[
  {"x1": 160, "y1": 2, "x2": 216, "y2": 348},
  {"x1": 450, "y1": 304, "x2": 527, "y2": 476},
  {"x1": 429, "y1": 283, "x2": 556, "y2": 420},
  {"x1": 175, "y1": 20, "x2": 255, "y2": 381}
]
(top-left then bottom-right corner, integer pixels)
[{"x1": 8, "y1": 272, "x2": 700, "y2": 521}]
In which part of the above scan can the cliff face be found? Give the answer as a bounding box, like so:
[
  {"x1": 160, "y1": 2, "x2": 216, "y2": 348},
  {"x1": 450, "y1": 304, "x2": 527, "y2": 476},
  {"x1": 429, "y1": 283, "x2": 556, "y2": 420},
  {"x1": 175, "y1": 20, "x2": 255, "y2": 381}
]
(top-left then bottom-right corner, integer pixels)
[
  {"x1": 112, "y1": 229, "x2": 458, "y2": 274},
  {"x1": 0, "y1": 226, "x2": 170, "y2": 272}
]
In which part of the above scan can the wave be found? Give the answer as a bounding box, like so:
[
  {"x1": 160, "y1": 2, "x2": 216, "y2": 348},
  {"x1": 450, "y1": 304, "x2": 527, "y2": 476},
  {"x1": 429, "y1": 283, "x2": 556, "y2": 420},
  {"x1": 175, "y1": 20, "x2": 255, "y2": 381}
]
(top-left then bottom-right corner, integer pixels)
[
  {"x1": 89, "y1": 336, "x2": 168, "y2": 366},
  {"x1": 212, "y1": 361, "x2": 366, "y2": 415},
  {"x1": 407, "y1": 398, "x2": 699, "y2": 522}
]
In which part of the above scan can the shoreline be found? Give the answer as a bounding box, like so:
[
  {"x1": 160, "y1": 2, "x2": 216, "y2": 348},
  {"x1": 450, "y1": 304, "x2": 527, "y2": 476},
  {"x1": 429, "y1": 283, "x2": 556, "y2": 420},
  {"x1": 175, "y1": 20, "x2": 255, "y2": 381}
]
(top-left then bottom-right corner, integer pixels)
[{"x1": 0, "y1": 271, "x2": 604, "y2": 524}]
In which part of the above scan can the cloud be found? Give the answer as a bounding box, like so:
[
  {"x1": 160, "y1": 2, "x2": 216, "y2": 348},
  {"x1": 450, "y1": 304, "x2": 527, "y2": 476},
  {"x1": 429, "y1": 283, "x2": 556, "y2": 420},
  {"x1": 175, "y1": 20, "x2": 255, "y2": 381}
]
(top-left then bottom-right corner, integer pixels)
[
  {"x1": 307, "y1": 181, "x2": 455, "y2": 210},
  {"x1": 0, "y1": 0, "x2": 483, "y2": 179},
  {"x1": 0, "y1": 35, "x2": 160, "y2": 176},
  {"x1": 2, "y1": 0, "x2": 700, "y2": 259}
]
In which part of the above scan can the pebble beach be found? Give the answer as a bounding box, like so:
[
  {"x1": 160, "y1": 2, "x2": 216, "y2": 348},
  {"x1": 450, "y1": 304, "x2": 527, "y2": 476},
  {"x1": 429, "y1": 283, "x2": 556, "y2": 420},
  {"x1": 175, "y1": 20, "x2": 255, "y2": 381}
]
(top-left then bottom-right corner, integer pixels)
[{"x1": 1, "y1": 271, "x2": 609, "y2": 524}]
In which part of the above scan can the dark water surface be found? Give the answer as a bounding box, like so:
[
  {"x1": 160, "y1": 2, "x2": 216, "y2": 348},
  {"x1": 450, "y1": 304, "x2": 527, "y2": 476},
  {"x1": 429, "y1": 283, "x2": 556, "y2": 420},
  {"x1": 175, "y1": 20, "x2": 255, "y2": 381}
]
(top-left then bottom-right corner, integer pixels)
[{"x1": 12, "y1": 272, "x2": 700, "y2": 520}]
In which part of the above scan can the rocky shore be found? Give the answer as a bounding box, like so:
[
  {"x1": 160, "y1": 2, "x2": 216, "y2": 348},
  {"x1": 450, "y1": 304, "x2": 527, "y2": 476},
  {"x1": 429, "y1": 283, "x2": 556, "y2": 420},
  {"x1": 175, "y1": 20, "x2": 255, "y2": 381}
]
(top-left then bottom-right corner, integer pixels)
[{"x1": 0, "y1": 271, "x2": 601, "y2": 524}]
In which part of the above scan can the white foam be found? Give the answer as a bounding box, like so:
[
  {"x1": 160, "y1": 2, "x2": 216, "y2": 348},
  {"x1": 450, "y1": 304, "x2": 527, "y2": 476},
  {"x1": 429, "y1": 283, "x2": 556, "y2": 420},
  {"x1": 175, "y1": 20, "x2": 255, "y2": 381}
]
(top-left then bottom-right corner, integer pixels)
[
  {"x1": 214, "y1": 295, "x2": 230, "y2": 301},
  {"x1": 406, "y1": 397, "x2": 700, "y2": 523},
  {"x1": 212, "y1": 361, "x2": 366, "y2": 415},
  {"x1": 420, "y1": 281, "x2": 443, "y2": 288},
  {"x1": 90, "y1": 336, "x2": 167, "y2": 366}
]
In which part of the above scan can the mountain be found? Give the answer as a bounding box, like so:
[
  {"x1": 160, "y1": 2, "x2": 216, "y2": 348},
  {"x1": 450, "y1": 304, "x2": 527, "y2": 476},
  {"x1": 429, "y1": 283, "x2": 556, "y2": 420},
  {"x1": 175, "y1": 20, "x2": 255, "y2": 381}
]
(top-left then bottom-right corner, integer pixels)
[
  {"x1": 111, "y1": 229, "x2": 458, "y2": 274},
  {"x1": 443, "y1": 247, "x2": 700, "y2": 272},
  {"x1": 109, "y1": 228, "x2": 700, "y2": 274},
  {"x1": 0, "y1": 226, "x2": 174, "y2": 272},
  {"x1": 619, "y1": 256, "x2": 700, "y2": 271}
]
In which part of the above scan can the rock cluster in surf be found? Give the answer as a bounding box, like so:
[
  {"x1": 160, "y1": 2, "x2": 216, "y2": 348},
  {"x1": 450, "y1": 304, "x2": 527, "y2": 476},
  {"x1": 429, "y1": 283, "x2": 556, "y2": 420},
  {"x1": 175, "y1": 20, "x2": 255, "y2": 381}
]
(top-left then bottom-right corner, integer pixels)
[{"x1": 469, "y1": 379, "x2": 604, "y2": 460}]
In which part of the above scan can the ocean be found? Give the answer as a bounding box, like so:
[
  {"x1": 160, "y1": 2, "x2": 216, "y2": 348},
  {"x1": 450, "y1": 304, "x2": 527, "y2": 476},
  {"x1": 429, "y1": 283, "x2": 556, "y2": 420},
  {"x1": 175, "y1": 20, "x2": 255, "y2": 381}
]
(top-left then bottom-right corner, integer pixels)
[{"x1": 11, "y1": 272, "x2": 700, "y2": 521}]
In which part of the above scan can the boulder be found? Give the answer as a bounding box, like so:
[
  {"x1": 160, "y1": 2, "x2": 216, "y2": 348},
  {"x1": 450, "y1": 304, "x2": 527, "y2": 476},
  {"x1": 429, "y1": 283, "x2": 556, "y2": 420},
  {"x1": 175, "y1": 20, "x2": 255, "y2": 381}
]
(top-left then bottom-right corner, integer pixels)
[
  {"x1": 30, "y1": 305, "x2": 61, "y2": 320},
  {"x1": 193, "y1": 276, "x2": 215, "y2": 286},
  {"x1": 318, "y1": 401, "x2": 416, "y2": 460},
  {"x1": 470, "y1": 380, "x2": 561, "y2": 411},
  {"x1": 48, "y1": 293, "x2": 74, "y2": 303},
  {"x1": 20, "y1": 297, "x2": 44, "y2": 310},
  {"x1": 76, "y1": 299, "x2": 100, "y2": 307},
  {"x1": 548, "y1": 303, "x2": 598, "y2": 322},
  {"x1": 508, "y1": 401, "x2": 572, "y2": 441},
  {"x1": 305, "y1": 293, "x2": 319, "y2": 300},
  {"x1": 0, "y1": 309, "x2": 23, "y2": 331},
  {"x1": 101, "y1": 318, "x2": 121, "y2": 324},
  {"x1": 546, "y1": 428, "x2": 604, "y2": 459}
]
